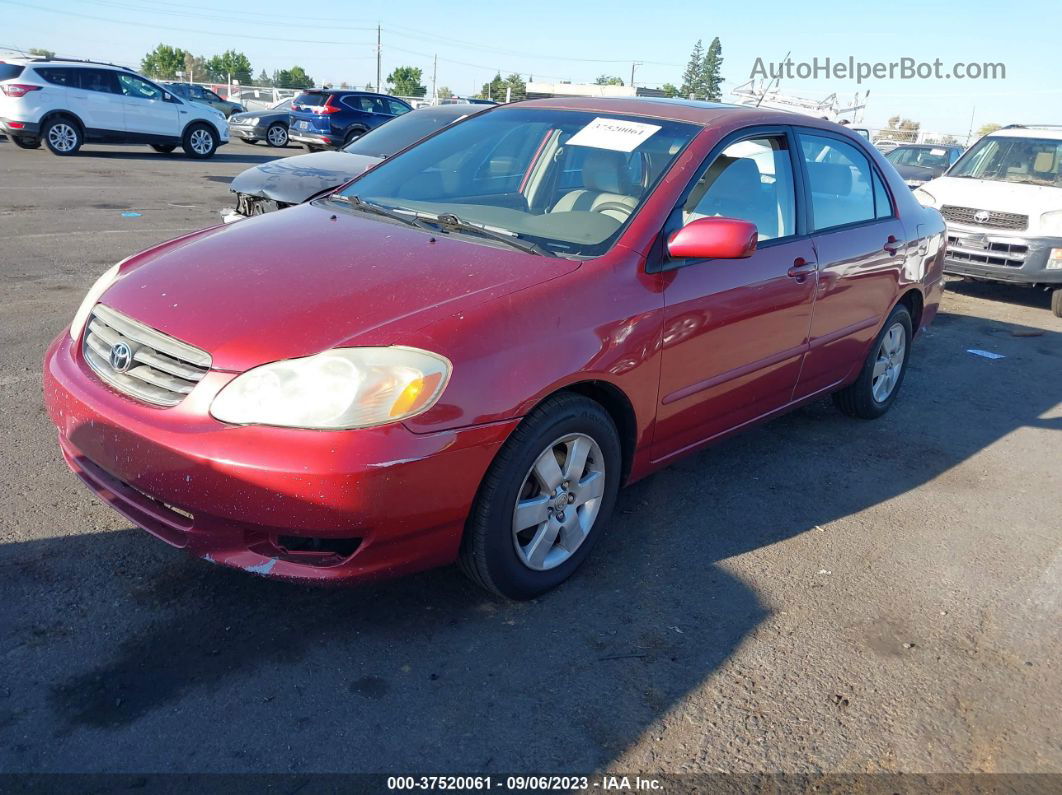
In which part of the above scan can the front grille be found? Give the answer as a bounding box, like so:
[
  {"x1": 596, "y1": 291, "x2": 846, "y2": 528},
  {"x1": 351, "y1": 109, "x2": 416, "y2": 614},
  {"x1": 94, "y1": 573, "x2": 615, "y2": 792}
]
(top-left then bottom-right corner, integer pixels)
[
  {"x1": 235, "y1": 193, "x2": 289, "y2": 217},
  {"x1": 946, "y1": 236, "x2": 1028, "y2": 268},
  {"x1": 82, "y1": 304, "x2": 211, "y2": 407},
  {"x1": 941, "y1": 205, "x2": 1028, "y2": 231}
]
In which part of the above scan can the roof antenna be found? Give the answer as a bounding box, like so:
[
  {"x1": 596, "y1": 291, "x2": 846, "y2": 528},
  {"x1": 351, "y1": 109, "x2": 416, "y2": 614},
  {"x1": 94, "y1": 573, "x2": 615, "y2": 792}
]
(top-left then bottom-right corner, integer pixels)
[{"x1": 755, "y1": 51, "x2": 790, "y2": 108}]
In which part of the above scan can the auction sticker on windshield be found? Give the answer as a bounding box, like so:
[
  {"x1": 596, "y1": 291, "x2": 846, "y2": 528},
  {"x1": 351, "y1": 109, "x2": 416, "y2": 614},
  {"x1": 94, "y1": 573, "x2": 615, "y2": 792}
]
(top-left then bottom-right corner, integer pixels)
[{"x1": 567, "y1": 117, "x2": 662, "y2": 152}]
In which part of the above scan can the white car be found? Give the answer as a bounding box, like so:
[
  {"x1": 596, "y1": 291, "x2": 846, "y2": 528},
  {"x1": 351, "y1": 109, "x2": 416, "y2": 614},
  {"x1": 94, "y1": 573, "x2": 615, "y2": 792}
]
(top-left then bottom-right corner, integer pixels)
[
  {"x1": 914, "y1": 125, "x2": 1062, "y2": 317},
  {"x1": 0, "y1": 57, "x2": 228, "y2": 158}
]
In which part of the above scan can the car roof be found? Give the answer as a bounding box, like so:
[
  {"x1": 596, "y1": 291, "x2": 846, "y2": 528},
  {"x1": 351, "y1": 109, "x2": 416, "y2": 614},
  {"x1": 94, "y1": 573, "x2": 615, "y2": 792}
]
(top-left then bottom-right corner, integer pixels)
[
  {"x1": 8, "y1": 58, "x2": 134, "y2": 72},
  {"x1": 987, "y1": 126, "x2": 1062, "y2": 141},
  {"x1": 499, "y1": 96, "x2": 848, "y2": 130},
  {"x1": 410, "y1": 103, "x2": 490, "y2": 119}
]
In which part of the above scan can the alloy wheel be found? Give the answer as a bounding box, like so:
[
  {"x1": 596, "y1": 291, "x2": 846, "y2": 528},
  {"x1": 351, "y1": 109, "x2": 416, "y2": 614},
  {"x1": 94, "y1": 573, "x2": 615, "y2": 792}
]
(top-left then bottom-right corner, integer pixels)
[
  {"x1": 512, "y1": 433, "x2": 605, "y2": 571},
  {"x1": 871, "y1": 322, "x2": 906, "y2": 403},
  {"x1": 47, "y1": 123, "x2": 77, "y2": 153},
  {"x1": 190, "y1": 129, "x2": 214, "y2": 155},
  {"x1": 267, "y1": 125, "x2": 288, "y2": 146}
]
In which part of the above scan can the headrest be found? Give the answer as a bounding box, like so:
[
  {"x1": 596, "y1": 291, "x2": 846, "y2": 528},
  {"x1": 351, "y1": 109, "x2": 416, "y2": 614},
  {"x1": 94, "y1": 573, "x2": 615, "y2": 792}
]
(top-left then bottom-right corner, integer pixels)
[
  {"x1": 806, "y1": 161, "x2": 852, "y2": 196},
  {"x1": 1033, "y1": 151, "x2": 1056, "y2": 173},
  {"x1": 581, "y1": 149, "x2": 628, "y2": 194}
]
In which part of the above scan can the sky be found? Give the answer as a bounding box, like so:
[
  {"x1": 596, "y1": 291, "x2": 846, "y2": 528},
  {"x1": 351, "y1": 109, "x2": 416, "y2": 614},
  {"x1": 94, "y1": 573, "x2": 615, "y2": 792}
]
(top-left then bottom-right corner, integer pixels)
[{"x1": 3, "y1": 0, "x2": 1057, "y2": 135}]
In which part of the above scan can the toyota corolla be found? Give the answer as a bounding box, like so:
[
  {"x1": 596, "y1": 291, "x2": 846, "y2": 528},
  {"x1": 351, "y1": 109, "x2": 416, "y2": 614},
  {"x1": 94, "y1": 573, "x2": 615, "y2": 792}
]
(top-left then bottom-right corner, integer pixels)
[{"x1": 44, "y1": 98, "x2": 946, "y2": 599}]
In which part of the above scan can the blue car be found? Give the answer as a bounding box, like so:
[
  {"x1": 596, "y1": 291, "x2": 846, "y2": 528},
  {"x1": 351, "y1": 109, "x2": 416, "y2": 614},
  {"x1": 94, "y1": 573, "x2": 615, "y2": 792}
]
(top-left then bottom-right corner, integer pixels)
[{"x1": 288, "y1": 89, "x2": 413, "y2": 151}]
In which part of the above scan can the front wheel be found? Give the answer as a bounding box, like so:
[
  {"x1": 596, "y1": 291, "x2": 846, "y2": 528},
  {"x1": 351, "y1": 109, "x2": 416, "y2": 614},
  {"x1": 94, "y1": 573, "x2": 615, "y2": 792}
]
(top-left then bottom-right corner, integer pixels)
[
  {"x1": 833, "y1": 304, "x2": 913, "y2": 419},
  {"x1": 150, "y1": 143, "x2": 177, "y2": 153},
  {"x1": 265, "y1": 123, "x2": 288, "y2": 148},
  {"x1": 42, "y1": 118, "x2": 82, "y2": 155},
  {"x1": 459, "y1": 393, "x2": 621, "y2": 600},
  {"x1": 182, "y1": 123, "x2": 218, "y2": 159},
  {"x1": 11, "y1": 136, "x2": 41, "y2": 149},
  {"x1": 1051, "y1": 287, "x2": 1062, "y2": 319}
]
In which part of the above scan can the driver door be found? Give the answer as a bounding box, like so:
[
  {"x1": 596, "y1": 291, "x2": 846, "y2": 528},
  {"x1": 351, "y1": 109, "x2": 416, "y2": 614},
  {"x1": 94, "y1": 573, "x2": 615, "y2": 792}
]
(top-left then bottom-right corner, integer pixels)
[
  {"x1": 116, "y1": 73, "x2": 180, "y2": 137},
  {"x1": 652, "y1": 130, "x2": 818, "y2": 461}
]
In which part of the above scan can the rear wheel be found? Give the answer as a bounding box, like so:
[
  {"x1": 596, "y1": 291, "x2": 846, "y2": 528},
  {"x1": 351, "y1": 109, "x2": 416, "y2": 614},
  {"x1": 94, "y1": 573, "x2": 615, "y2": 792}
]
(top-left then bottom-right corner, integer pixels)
[
  {"x1": 303, "y1": 144, "x2": 321, "y2": 152},
  {"x1": 1051, "y1": 287, "x2": 1062, "y2": 319},
  {"x1": 182, "y1": 123, "x2": 218, "y2": 159},
  {"x1": 343, "y1": 128, "x2": 365, "y2": 147},
  {"x1": 459, "y1": 393, "x2": 621, "y2": 600},
  {"x1": 833, "y1": 304, "x2": 913, "y2": 419},
  {"x1": 150, "y1": 143, "x2": 177, "y2": 153},
  {"x1": 42, "y1": 118, "x2": 82, "y2": 155},
  {"x1": 11, "y1": 136, "x2": 40, "y2": 149},
  {"x1": 265, "y1": 123, "x2": 288, "y2": 147}
]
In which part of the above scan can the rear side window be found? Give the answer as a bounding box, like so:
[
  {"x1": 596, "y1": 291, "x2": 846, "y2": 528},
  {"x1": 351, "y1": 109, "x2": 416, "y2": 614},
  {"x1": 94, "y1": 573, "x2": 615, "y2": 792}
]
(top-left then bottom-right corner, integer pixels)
[
  {"x1": 81, "y1": 69, "x2": 119, "y2": 94},
  {"x1": 872, "y1": 169, "x2": 893, "y2": 219},
  {"x1": 35, "y1": 67, "x2": 79, "y2": 87},
  {"x1": 0, "y1": 63, "x2": 25, "y2": 81},
  {"x1": 798, "y1": 133, "x2": 876, "y2": 231}
]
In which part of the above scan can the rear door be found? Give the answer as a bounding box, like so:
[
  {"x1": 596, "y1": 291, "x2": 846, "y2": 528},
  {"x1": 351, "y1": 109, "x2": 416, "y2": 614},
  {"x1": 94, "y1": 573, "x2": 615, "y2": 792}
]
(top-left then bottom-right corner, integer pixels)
[
  {"x1": 41, "y1": 68, "x2": 124, "y2": 135},
  {"x1": 116, "y1": 72, "x2": 180, "y2": 137},
  {"x1": 792, "y1": 129, "x2": 907, "y2": 398}
]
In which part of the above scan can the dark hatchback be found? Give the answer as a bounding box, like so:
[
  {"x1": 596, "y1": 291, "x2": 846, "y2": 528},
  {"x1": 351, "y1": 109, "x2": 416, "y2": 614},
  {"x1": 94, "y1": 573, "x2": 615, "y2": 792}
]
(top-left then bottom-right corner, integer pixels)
[
  {"x1": 227, "y1": 103, "x2": 487, "y2": 219},
  {"x1": 885, "y1": 143, "x2": 964, "y2": 189},
  {"x1": 288, "y1": 89, "x2": 412, "y2": 151}
]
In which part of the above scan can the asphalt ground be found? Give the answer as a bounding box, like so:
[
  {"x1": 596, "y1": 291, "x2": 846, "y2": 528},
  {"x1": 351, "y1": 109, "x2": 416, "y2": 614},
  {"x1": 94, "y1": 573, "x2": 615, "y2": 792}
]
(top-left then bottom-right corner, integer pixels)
[{"x1": 1, "y1": 137, "x2": 1059, "y2": 777}]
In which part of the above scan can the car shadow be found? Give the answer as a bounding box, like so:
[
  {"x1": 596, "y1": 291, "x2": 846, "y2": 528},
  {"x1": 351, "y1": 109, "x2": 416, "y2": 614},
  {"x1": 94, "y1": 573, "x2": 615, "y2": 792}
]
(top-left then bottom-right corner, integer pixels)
[
  {"x1": 67, "y1": 149, "x2": 283, "y2": 165},
  {"x1": 1, "y1": 309, "x2": 1059, "y2": 772},
  {"x1": 945, "y1": 276, "x2": 1055, "y2": 312}
]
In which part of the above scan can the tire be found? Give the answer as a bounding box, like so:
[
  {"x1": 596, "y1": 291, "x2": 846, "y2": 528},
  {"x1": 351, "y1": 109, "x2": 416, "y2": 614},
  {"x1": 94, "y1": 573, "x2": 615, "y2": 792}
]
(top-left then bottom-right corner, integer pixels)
[
  {"x1": 150, "y1": 144, "x2": 177, "y2": 153},
  {"x1": 833, "y1": 304, "x2": 913, "y2": 419},
  {"x1": 11, "y1": 136, "x2": 40, "y2": 149},
  {"x1": 343, "y1": 128, "x2": 365, "y2": 147},
  {"x1": 459, "y1": 393, "x2": 621, "y2": 600},
  {"x1": 42, "y1": 117, "x2": 82, "y2": 155},
  {"x1": 182, "y1": 123, "x2": 218, "y2": 159},
  {"x1": 1051, "y1": 288, "x2": 1062, "y2": 319},
  {"x1": 265, "y1": 123, "x2": 288, "y2": 148},
  {"x1": 242, "y1": 138, "x2": 257, "y2": 145},
  {"x1": 303, "y1": 144, "x2": 321, "y2": 153}
]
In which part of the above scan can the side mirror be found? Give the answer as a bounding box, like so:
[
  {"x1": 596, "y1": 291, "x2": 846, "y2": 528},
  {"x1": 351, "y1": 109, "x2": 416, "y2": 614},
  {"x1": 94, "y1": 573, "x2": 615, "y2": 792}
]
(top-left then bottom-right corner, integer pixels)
[{"x1": 667, "y1": 217, "x2": 758, "y2": 260}]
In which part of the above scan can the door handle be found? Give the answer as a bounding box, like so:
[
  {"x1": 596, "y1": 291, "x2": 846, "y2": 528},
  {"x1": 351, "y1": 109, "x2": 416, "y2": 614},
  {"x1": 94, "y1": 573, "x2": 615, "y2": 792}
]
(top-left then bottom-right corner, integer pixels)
[
  {"x1": 884, "y1": 235, "x2": 901, "y2": 256},
  {"x1": 787, "y1": 257, "x2": 817, "y2": 282}
]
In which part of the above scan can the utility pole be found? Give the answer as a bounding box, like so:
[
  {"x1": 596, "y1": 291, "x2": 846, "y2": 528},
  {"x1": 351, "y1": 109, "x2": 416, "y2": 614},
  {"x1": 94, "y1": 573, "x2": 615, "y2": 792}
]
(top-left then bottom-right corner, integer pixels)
[
  {"x1": 630, "y1": 61, "x2": 641, "y2": 89},
  {"x1": 376, "y1": 25, "x2": 381, "y2": 93},
  {"x1": 432, "y1": 53, "x2": 438, "y2": 102},
  {"x1": 967, "y1": 105, "x2": 976, "y2": 145}
]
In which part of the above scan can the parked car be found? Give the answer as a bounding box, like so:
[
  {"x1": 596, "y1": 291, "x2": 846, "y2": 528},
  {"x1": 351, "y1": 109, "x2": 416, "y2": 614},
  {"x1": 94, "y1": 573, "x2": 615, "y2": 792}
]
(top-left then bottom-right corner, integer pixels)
[
  {"x1": 0, "y1": 58, "x2": 228, "y2": 157},
  {"x1": 228, "y1": 97, "x2": 292, "y2": 147},
  {"x1": 873, "y1": 138, "x2": 903, "y2": 154},
  {"x1": 288, "y1": 89, "x2": 412, "y2": 151},
  {"x1": 914, "y1": 124, "x2": 1062, "y2": 316},
  {"x1": 44, "y1": 99, "x2": 945, "y2": 598},
  {"x1": 227, "y1": 103, "x2": 487, "y2": 219},
  {"x1": 885, "y1": 143, "x2": 964, "y2": 189},
  {"x1": 163, "y1": 82, "x2": 245, "y2": 117}
]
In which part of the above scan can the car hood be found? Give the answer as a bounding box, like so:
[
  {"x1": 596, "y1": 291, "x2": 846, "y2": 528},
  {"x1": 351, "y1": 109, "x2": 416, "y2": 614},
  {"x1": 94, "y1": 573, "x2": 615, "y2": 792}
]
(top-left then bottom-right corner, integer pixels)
[
  {"x1": 922, "y1": 176, "x2": 1062, "y2": 215},
  {"x1": 229, "y1": 150, "x2": 382, "y2": 205},
  {"x1": 100, "y1": 202, "x2": 579, "y2": 371},
  {"x1": 230, "y1": 109, "x2": 280, "y2": 123}
]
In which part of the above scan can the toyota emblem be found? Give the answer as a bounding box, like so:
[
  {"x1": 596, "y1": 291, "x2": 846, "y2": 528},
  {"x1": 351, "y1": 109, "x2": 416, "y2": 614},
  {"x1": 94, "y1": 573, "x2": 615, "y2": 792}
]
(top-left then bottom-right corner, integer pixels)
[
  {"x1": 973, "y1": 209, "x2": 991, "y2": 224},
  {"x1": 109, "y1": 342, "x2": 134, "y2": 373}
]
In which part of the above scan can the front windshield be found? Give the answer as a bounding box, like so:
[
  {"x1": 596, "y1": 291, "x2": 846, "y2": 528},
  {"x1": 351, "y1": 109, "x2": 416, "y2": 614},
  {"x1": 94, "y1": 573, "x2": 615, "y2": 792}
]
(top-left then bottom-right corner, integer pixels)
[
  {"x1": 886, "y1": 146, "x2": 952, "y2": 169},
  {"x1": 343, "y1": 109, "x2": 472, "y2": 158},
  {"x1": 950, "y1": 136, "x2": 1062, "y2": 186},
  {"x1": 336, "y1": 108, "x2": 699, "y2": 257}
]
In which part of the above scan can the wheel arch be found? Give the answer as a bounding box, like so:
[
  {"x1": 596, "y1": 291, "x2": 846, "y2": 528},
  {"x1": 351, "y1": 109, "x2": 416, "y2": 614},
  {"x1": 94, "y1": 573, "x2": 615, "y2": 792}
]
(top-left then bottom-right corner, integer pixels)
[
  {"x1": 181, "y1": 117, "x2": 223, "y2": 139},
  {"x1": 896, "y1": 287, "x2": 925, "y2": 332},
  {"x1": 40, "y1": 109, "x2": 86, "y2": 135}
]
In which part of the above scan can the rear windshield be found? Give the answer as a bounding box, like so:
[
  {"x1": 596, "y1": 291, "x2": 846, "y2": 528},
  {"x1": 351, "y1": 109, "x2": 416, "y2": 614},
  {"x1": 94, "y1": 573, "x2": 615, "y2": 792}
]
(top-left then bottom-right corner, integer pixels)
[
  {"x1": 0, "y1": 63, "x2": 25, "y2": 81},
  {"x1": 293, "y1": 92, "x2": 330, "y2": 108},
  {"x1": 344, "y1": 109, "x2": 468, "y2": 157}
]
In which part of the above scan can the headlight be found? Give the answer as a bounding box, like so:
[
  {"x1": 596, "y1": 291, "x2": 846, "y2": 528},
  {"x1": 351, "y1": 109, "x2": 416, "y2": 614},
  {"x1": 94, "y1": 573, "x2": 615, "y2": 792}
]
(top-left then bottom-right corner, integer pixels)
[
  {"x1": 69, "y1": 263, "x2": 121, "y2": 342},
  {"x1": 913, "y1": 187, "x2": 937, "y2": 207},
  {"x1": 1039, "y1": 210, "x2": 1062, "y2": 236},
  {"x1": 210, "y1": 347, "x2": 452, "y2": 429}
]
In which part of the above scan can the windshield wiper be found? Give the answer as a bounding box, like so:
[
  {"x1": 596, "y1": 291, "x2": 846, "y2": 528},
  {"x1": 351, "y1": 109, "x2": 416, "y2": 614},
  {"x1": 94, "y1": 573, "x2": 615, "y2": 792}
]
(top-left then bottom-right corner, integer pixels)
[
  {"x1": 330, "y1": 194, "x2": 437, "y2": 231},
  {"x1": 426, "y1": 212, "x2": 550, "y2": 256}
]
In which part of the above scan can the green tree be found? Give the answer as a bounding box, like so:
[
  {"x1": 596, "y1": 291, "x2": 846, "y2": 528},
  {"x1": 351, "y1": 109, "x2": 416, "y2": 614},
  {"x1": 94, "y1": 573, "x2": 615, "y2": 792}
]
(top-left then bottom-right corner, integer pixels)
[
  {"x1": 886, "y1": 115, "x2": 921, "y2": 143},
  {"x1": 480, "y1": 73, "x2": 526, "y2": 102},
  {"x1": 976, "y1": 122, "x2": 1001, "y2": 138},
  {"x1": 141, "y1": 44, "x2": 188, "y2": 80},
  {"x1": 28, "y1": 47, "x2": 55, "y2": 59},
  {"x1": 256, "y1": 69, "x2": 272, "y2": 87},
  {"x1": 206, "y1": 50, "x2": 252, "y2": 83},
  {"x1": 679, "y1": 39, "x2": 704, "y2": 98},
  {"x1": 480, "y1": 73, "x2": 504, "y2": 101},
  {"x1": 436, "y1": 85, "x2": 453, "y2": 99},
  {"x1": 182, "y1": 52, "x2": 207, "y2": 83},
  {"x1": 273, "y1": 66, "x2": 313, "y2": 88},
  {"x1": 504, "y1": 73, "x2": 526, "y2": 101},
  {"x1": 701, "y1": 37, "x2": 723, "y2": 101},
  {"x1": 595, "y1": 75, "x2": 625, "y2": 86},
  {"x1": 661, "y1": 83, "x2": 680, "y2": 98},
  {"x1": 387, "y1": 65, "x2": 426, "y2": 97}
]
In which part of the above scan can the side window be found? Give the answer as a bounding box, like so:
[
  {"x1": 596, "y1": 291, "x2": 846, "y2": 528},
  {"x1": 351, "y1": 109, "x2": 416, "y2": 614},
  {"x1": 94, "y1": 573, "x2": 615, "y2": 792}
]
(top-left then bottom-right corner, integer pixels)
[
  {"x1": 80, "y1": 69, "x2": 119, "y2": 94},
  {"x1": 798, "y1": 133, "x2": 876, "y2": 231},
  {"x1": 117, "y1": 73, "x2": 162, "y2": 100},
  {"x1": 204, "y1": 88, "x2": 222, "y2": 102},
  {"x1": 682, "y1": 135, "x2": 796, "y2": 242},
  {"x1": 342, "y1": 96, "x2": 371, "y2": 112},
  {"x1": 872, "y1": 169, "x2": 892, "y2": 219},
  {"x1": 388, "y1": 99, "x2": 410, "y2": 116},
  {"x1": 36, "y1": 68, "x2": 77, "y2": 87}
]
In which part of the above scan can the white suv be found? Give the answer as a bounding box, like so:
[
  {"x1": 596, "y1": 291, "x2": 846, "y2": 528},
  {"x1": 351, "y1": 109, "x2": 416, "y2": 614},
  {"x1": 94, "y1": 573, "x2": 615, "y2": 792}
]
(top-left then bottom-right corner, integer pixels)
[
  {"x1": 0, "y1": 58, "x2": 228, "y2": 158},
  {"x1": 914, "y1": 125, "x2": 1062, "y2": 317}
]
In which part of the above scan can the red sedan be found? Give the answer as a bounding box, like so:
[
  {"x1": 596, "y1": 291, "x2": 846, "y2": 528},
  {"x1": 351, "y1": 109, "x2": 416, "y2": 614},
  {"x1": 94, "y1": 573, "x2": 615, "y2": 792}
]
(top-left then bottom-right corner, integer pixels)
[{"x1": 44, "y1": 98, "x2": 946, "y2": 598}]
